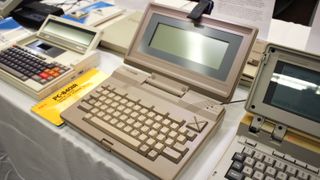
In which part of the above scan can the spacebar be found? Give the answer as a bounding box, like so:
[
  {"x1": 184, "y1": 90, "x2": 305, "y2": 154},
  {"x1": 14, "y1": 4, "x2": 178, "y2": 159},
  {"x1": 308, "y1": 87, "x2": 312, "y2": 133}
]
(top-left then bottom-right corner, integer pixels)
[{"x1": 88, "y1": 116, "x2": 141, "y2": 151}]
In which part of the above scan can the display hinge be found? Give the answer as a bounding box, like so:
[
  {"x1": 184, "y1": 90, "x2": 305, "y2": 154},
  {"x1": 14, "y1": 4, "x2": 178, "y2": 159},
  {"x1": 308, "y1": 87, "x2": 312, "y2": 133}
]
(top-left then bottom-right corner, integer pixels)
[
  {"x1": 249, "y1": 115, "x2": 265, "y2": 133},
  {"x1": 145, "y1": 73, "x2": 189, "y2": 97},
  {"x1": 272, "y1": 123, "x2": 287, "y2": 142}
]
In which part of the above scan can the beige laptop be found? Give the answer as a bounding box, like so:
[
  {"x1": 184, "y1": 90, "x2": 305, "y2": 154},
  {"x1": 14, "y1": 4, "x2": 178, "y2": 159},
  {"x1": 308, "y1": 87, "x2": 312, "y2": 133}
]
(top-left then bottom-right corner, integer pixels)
[
  {"x1": 209, "y1": 44, "x2": 320, "y2": 180},
  {"x1": 61, "y1": 3, "x2": 257, "y2": 179},
  {"x1": 99, "y1": 11, "x2": 143, "y2": 54},
  {"x1": 0, "y1": 15, "x2": 102, "y2": 99}
]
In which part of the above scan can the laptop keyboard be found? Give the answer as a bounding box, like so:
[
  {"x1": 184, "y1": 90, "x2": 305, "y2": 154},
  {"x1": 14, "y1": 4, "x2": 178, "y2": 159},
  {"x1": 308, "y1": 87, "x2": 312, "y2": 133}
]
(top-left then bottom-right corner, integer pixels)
[
  {"x1": 77, "y1": 83, "x2": 207, "y2": 163},
  {"x1": 225, "y1": 145, "x2": 320, "y2": 180},
  {"x1": 0, "y1": 45, "x2": 69, "y2": 84}
]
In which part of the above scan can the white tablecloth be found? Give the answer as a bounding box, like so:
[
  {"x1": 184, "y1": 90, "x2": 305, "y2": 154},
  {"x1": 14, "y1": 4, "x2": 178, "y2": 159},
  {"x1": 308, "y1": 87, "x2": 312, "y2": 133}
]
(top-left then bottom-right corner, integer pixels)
[{"x1": 0, "y1": 48, "x2": 249, "y2": 180}]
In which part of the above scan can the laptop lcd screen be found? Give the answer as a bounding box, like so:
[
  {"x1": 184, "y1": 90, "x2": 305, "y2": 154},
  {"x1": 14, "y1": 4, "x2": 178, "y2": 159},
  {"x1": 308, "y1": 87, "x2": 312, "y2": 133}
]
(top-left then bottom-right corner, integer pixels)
[
  {"x1": 263, "y1": 61, "x2": 320, "y2": 123},
  {"x1": 139, "y1": 14, "x2": 243, "y2": 81},
  {"x1": 43, "y1": 19, "x2": 96, "y2": 46},
  {"x1": 150, "y1": 24, "x2": 229, "y2": 70}
]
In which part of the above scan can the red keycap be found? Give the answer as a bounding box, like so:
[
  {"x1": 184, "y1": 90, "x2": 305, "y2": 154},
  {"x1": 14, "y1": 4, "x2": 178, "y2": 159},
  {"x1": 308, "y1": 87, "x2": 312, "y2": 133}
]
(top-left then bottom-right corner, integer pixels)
[{"x1": 39, "y1": 72, "x2": 49, "y2": 79}]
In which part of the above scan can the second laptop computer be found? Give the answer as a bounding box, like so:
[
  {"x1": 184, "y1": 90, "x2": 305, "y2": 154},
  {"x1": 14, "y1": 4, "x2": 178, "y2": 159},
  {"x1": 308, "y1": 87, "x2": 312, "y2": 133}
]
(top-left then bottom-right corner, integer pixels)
[{"x1": 61, "y1": 3, "x2": 257, "y2": 179}]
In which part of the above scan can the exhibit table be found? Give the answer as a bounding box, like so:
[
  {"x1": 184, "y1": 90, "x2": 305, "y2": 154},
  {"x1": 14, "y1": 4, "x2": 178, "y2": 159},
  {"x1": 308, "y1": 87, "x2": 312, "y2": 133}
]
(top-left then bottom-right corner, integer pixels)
[{"x1": 0, "y1": 48, "x2": 249, "y2": 180}]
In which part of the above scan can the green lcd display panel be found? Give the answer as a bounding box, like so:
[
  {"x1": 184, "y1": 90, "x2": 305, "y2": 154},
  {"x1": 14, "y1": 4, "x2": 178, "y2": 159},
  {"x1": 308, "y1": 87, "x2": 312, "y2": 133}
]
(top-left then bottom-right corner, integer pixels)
[
  {"x1": 43, "y1": 20, "x2": 96, "y2": 46},
  {"x1": 150, "y1": 24, "x2": 229, "y2": 70}
]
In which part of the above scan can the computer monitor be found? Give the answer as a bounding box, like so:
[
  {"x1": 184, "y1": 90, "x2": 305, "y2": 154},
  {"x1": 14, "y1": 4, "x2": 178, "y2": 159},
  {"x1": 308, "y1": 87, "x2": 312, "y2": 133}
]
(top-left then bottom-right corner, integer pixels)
[{"x1": 0, "y1": 0, "x2": 22, "y2": 17}]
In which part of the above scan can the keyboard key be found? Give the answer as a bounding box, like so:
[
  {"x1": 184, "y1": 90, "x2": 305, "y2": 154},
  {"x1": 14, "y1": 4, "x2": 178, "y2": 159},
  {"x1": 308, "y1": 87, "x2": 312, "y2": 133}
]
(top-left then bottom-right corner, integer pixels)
[
  {"x1": 232, "y1": 153, "x2": 246, "y2": 162},
  {"x1": 147, "y1": 150, "x2": 158, "y2": 161},
  {"x1": 273, "y1": 151, "x2": 284, "y2": 158},
  {"x1": 285, "y1": 165, "x2": 297, "y2": 177},
  {"x1": 245, "y1": 139, "x2": 257, "y2": 147},
  {"x1": 263, "y1": 156, "x2": 275, "y2": 166},
  {"x1": 130, "y1": 129, "x2": 139, "y2": 137},
  {"x1": 242, "y1": 166, "x2": 253, "y2": 177},
  {"x1": 186, "y1": 131, "x2": 196, "y2": 141},
  {"x1": 154, "y1": 142, "x2": 165, "y2": 153},
  {"x1": 177, "y1": 134, "x2": 187, "y2": 144},
  {"x1": 265, "y1": 166, "x2": 276, "y2": 177},
  {"x1": 244, "y1": 157, "x2": 255, "y2": 167},
  {"x1": 297, "y1": 170, "x2": 310, "y2": 180},
  {"x1": 88, "y1": 116, "x2": 141, "y2": 151},
  {"x1": 161, "y1": 147, "x2": 182, "y2": 163},
  {"x1": 307, "y1": 164, "x2": 319, "y2": 174},
  {"x1": 243, "y1": 147, "x2": 254, "y2": 157},
  {"x1": 253, "y1": 151, "x2": 264, "y2": 162},
  {"x1": 275, "y1": 171, "x2": 287, "y2": 180},
  {"x1": 252, "y1": 171, "x2": 264, "y2": 180},
  {"x1": 295, "y1": 160, "x2": 307, "y2": 168},
  {"x1": 139, "y1": 144, "x2": 151, "y2": 156},
  {"x1": 231, "y1": 161, "x2": 244, "y2": 172},
  {"x1": 284, "y1": 154, "x2": 295, "y2": 163},
  {"x1": 168, "y1": 131, "x2": 178, "y2": 139},
  {"x1": 178, "y1": 127, "x2": 188, "y2": 135},
  {"x1": 146, "y1": 138, "x2": 156, "y2": 147},
  {"x1": 226, "y1": 169, "x2": 244, "y2": 180},
  {"x1": 173, "y1": 142, "x2": 188, "y2": 156},
  {"x1": 253, "y1": 161, "x2": 265, "y2": 172},
  {"x1": 156, "y1": 134, "x2": 166, "y2": 143},
  {"x1": 274, "y1": 161, "x2": 286, "y2": 171},
  {"x1": 288, "y1": 177, "x2": 298, "y2": 180},
  {"x1": 138, "y1": 134, "x2": 148, "y2": 142},
  {"x1": 165, "y1": 138, "x2": 174, "y2": 147},
  {"x1": 310, "y1": 176, "x2": 320, "y2": 180},
  {"x1": 265, "y1": 176, "x2": 275, "y2": 180},
  {"x1": 78, "y1": 102, "x2": 93, "y2": 112}
]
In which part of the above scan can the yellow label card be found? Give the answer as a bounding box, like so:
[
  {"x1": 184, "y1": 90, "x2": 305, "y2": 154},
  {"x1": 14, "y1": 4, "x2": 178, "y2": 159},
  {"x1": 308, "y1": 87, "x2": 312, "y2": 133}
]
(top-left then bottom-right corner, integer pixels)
[{"x1": 32, "y1": 69, "x2": 109, "y2": 127}]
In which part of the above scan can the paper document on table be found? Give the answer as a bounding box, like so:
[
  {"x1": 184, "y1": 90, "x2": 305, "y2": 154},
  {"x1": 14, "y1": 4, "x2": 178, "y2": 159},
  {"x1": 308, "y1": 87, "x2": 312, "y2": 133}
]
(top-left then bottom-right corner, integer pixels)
[
  {"x1": 32, "y1": 69, "x2": 109, "y2": 127},
  {"x1": 211, "y1": 0, "x2": 275, "y2": 39}
]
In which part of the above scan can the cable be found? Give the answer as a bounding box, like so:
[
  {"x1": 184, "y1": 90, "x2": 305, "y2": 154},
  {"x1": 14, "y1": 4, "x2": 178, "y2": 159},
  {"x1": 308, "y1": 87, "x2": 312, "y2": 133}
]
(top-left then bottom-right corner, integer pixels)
[{"x1": 220, "y1": 99, "x2": 247, "y2": 105}]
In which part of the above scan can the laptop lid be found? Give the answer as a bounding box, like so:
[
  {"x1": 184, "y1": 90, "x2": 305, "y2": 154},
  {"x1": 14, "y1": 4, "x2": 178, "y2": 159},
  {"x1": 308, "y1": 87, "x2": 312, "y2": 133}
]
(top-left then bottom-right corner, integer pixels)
[
  {"x1": 37, "y1": 15, "x2": 102, "y2": 54},
  {"x1": 125, "y1": 3, "x2": 258, "y2": 103},
  {"x1": 246, "y1": 44, "x2": 320, "y2": 138}
]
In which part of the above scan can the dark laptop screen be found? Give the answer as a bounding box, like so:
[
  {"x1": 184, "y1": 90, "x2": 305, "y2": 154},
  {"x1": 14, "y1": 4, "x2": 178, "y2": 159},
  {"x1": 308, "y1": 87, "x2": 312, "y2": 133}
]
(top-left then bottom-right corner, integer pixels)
[{"x1": 264, "y1": 61, "x2": 320, "y2": 123}]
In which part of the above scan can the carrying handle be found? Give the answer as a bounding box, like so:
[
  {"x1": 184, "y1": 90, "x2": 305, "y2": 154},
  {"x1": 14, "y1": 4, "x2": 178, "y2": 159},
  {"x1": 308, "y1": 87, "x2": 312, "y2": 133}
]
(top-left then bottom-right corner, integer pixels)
[{"x1": 187, "y1": 0, "x2": 214, "y2": 21}]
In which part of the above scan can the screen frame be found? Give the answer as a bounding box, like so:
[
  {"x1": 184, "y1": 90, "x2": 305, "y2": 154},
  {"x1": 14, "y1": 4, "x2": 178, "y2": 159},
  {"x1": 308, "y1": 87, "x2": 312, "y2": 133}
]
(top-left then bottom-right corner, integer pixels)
[
  {"x1": 37, "y1": 15, "x2": 101, "y2": 54},
  {"x1": 125, "y1": 3, "x2": 258, "y2": 102},
  {"x1": 139, "y1": 14, "x2": 243, "y2": 81},
  {"x1": 246, "y1": 44, "x2": 320, "y2": 138}
]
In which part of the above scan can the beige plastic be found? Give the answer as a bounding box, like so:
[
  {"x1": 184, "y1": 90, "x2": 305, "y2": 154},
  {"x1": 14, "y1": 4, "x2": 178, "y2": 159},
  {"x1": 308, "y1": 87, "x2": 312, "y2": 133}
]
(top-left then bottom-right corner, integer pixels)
[{"x1": 125, "y1": 3, "x2": 258, "y2": 103}]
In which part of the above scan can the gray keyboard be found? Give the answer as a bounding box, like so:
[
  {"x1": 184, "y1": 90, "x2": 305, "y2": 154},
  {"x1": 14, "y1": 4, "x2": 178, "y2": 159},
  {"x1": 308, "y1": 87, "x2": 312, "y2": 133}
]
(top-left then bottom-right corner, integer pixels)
[{"x1": 225, "y1": 146, "x2": 320, "y2": 180}]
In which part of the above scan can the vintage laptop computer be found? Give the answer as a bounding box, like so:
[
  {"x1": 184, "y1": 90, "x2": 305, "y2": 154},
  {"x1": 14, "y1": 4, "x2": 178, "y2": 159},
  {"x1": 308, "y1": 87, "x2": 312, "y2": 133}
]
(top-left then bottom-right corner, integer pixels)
[
  {"x1": 61, "y1": 3, "x2": 257, "y2": 179},
  {"x1": 210, "y1": 44, "x2": 320, "y2": 180},
  {"x1": 0, "y1": 0, "x2": 22, "y2": 18},
  {"x1": 0, "y1": 15, "x2": 102, "y2": 99}
]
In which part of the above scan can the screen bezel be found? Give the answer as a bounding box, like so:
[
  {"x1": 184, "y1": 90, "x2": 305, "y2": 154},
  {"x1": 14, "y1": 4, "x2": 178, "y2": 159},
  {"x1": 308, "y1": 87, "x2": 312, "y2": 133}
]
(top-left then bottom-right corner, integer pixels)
[
  {"x1": 37, "y1": 15, "x2": 101, "y2": 54},
  {"x1": 245, "y1": 44, "x2": 320, "y2": 138},
  {"x1": 125, "y1": 3, "x2": 258, "y2": 102},
  {"x1": 139, "y1": 14, "x2": 243, "y2": 81}
]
